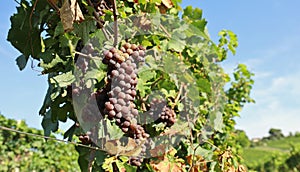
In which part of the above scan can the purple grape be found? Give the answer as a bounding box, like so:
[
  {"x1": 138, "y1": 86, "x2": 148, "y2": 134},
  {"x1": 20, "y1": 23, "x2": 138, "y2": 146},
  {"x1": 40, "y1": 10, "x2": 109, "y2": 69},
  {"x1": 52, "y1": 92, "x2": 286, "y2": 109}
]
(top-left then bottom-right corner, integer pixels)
[
  {"x1": 117, "y1": 98, "x2": 126, "y2": 106},
  {"x1": 132, "y1": 109, "x2": 139, "y2": 116},
  {"x1": 117, "y1": 92, "x2": 126, "y2": 99},
  {"x1": 109, "y1": 98, "x2": 117, "y2": 104},
  {"x1": 124, "y1": 75, "x2": 131, "y2": 82},
  {"x1": 120, "y1": 62, "x2": 128, "y2": 69},
  {"x1": 118, "y1": 74, "x2": 125, "y2": 80},
  {"x1": 122, "y1": 127, "x2": 129, "y2": 132},
  {"x1": 123, "y1": 121, "x2": 131, "y2": 127},
  {"x1": 111, "y1": 70, "x2": 119, "y2": 77},
  {"x1": 116, "y1": 112, "x2": 122, "y2": 119},
  {"x1": 114, "y1": 104, "x2": 122, "y2": 112},
  {"x1": 119, "y1": 68, "x2": 125, "y2": 74},
  {"x1": 138, "y1": 50, "x2": 145, "y2": 57},
  {"x1": 108, "y1": 110, "x2": 116, "y2": 118},
  {"x1": 132, "y1": 51, "x2": 139, "y2": 58},
  {"x1": 105, "y1": 102, "x2": 114, "y2": 110},
  {"x1": 121, "y1": 106, "x2": 129, "y2": 114}
]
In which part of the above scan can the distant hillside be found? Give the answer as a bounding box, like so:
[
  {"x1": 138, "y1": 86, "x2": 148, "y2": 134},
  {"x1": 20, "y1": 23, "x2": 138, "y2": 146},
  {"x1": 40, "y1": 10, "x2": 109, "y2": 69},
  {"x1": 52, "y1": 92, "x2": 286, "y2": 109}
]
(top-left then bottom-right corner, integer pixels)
[{"x1": 242, "y1": 131, "x2": 300, "y2": 171}]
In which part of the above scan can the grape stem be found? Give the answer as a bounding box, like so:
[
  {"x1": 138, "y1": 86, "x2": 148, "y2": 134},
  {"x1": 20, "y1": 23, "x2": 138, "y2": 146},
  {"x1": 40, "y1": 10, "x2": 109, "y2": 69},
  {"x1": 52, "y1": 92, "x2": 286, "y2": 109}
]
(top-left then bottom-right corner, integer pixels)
[
  {"x1": 112, "y1": 0, "x2": 118, "y2": 47},
  {"x1": 46, "y1": 0, "x2": 60, "y2": 14},
  {"x1": 86, "y1": 0, "x2": 110, "y2": 41},
  {"x1": 87, "y1": 0, "x2": 104, "y2": 29}
]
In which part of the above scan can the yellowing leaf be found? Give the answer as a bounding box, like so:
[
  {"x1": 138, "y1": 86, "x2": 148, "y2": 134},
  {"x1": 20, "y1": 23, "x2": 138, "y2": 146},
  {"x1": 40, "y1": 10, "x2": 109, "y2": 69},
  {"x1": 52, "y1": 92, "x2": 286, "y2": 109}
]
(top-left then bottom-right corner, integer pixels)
[
  {"x1": 102, "y1": 156, "x2": 117, "y2": 172},
  {"x1": 60, "y1": 0, "x2": 84, "y2": 32}
]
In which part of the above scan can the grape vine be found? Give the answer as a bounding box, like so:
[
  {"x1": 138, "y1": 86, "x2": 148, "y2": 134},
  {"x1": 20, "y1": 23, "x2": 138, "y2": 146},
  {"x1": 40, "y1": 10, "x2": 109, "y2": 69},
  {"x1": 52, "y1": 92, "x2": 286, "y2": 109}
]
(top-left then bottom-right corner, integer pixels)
[{"x1": 7, "y1": 0, "x2": 255, "y2": 171}]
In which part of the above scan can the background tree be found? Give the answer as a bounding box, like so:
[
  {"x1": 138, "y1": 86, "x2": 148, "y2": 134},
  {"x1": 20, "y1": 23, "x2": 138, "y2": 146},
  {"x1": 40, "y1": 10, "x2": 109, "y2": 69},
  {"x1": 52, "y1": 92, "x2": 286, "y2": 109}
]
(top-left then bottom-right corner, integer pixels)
[
  {"x1": 235, "y1": 129, "x2": 250, "y2": 148},
  {"x1": 269, "y1": 128, "x2": 284, "y2": 140},
  {"x1": 0, "y1": 114, "x2": 80, "y2": 171}
]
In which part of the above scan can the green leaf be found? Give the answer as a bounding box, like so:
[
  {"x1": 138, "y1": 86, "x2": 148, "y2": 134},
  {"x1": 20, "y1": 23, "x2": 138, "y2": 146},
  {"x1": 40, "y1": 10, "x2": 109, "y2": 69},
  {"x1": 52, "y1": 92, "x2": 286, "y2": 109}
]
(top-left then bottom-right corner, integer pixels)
[
  {"x1": 124, "y1": 163, "x2": 137, "y2": 172},
  {"x1": 95, "y1": 151, "x2": 107, "y2": 166},
  {"x1": 183, "y1": 6, "x2": 202, "y2": 20},
  {"x1": 106, "y1": 120, "x2": 124, "y2": 140},
  {"x1": 141, "y1": 39, "x2": 153, "y2": 47},
  {"x1": 15, "y1": 54, "x2": 28, "y2": 71},
  {"x1": 75, "y1": 146, "x2": 90, "y2": 172},
  {"x1": 41, "y1": 110, "x2": 58, "y2": 136},
  {"x1": 39, "y1": 84, "x2": 53, "y2": 115},
  {"x1": 85, "y1": 68, "x2": 106, "y2": 81},
  {"x1": 74, "y1": 19, "x2": 97, "y2": 44},
  {"x1": 39, "y1": 53, "x2": 68, "y2": 73},
  {"x1": 136, "y1": 82, "x2": 149, "y2": 98},
  {"x1": 138, "y1": 69, "x2": 156, "y2": 82},
  {"x1": 50, "y1": 71, "x2": 75, "y2": 88},
  {"x1": 54, "y1": 22, "x2": 64, "y2": 37},
  {"x1": 63, "y1": 123, "x2": 76, "y2": 141},
  {"x1": 211, "y1": 111, "x2": 224, "y2": 132},
  {"x1": 7, "y1": 0, "x2": 42, "y2": 59},
  {"x1": 167, "y1": 37, "x2": 185, "y2": 52}
]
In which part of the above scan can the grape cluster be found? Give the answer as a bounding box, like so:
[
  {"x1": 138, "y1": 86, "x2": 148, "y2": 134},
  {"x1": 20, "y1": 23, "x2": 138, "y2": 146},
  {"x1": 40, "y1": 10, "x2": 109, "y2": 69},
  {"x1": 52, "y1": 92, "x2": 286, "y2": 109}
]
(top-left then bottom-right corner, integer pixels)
[
  {"x1": 81, "y1": 90, "x2": 108, "y2": 124},
  {"x1": 103, "y1": 43, "x2": 146, "y2": 134},
  {"x1": 102, "y1": 43, "x2": 150, "y2": 166},
  {"x1": 78, "y1": 131, "x2": 92, "y2": 145},
  {"x1": 149, "y1": 98, "x2": 176, "y2": 127},
  {"x1": 71, "y1": 42, "x2": 99, "y2": 99},
  {"x1": 72, "y1": 42, "x2": 105, "y2": 124},
  {"x1": 76, "y1": 42, "x2": 97, "y2": 74}
]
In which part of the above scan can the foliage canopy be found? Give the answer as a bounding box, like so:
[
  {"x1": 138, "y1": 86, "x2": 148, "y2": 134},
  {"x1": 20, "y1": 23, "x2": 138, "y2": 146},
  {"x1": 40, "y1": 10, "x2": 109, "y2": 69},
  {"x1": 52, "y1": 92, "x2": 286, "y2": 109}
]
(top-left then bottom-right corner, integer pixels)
[{"x1": 7, "y1": 0, "x2": 254, "y2": 171}]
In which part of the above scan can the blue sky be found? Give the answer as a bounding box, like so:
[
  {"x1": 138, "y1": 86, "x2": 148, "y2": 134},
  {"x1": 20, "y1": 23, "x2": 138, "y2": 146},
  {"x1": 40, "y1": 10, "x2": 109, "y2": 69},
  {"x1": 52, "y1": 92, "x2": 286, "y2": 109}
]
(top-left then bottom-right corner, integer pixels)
[{"x1": 1, "y1": 0, "x2": 300, "y2": 138}]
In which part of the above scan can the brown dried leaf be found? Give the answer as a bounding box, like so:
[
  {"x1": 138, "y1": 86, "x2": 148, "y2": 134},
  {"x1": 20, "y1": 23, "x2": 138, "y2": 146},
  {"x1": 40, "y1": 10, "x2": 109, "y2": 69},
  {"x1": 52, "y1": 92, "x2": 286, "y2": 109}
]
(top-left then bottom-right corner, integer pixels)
[
  {"x1": 149, "y1": 144, "x2": 166, "y2": 158},
  {"x1": 150, "y1": 157, "x2": 184, "y2": 172},
  {"x1": 60, "y1": 0, "x2": 84, "y2": 32},
  {"x1": 105, "y1": 140, "x2": 121, "y2": 155},
  {"x1": 150, "y1": 148, "x2": 185, "y2": 172},
  {"x1": 238, "y1": 165, "x2": 247, "y2": 172},
  {"x1": 158, "y1": 5, "x2": 168, "y2": 14},
  {"x1": 226, "y1": 166, "x2": 235, "y2": 172},
  {"x1": 186, "y1": 155, "x2": 208, "y2": 172},
  {"x1": 104, "y1": 138, "x2": 143, "y2": 157},
  {"x1": 161, "y1": 0, "x2": 173, "y2": 9}
]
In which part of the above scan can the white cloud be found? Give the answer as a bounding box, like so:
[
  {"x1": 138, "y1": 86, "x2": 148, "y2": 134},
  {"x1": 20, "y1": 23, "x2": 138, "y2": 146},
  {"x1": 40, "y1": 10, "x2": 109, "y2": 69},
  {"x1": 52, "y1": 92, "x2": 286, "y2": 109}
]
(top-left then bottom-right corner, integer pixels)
[{"x1": 236, "y1": 72, "x2": 300, "y2": 138}]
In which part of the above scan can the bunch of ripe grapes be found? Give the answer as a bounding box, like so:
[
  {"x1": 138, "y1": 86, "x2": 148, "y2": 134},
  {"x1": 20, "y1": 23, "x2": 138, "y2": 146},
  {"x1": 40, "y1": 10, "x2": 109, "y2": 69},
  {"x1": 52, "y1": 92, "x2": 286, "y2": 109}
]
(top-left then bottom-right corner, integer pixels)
[
  {"x1": 74, "y1": 41, "x2": 178, "y2": 166},
  {"x1": 102, "y1": 43, "x2": 150, "y2": 166},
  {"x1": 148, "y1": 98, "x2": 176, "y2": 128}
]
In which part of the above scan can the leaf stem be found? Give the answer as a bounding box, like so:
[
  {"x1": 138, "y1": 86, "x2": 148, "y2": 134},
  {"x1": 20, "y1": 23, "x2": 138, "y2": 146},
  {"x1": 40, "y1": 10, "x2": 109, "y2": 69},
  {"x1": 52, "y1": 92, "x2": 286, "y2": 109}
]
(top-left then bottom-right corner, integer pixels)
[
  {"x1": 75, "y1": 51, "x2": 99, "y2": 60},
  {"x1": 150, "y1": 73, "x2": 164, "y2": 88},
  {"x1": 173, "y1": 83, "x2": 184, "y2": 108},
  {"x1": 160, "y1": 24, "x2": 171, "y2": 38}
]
